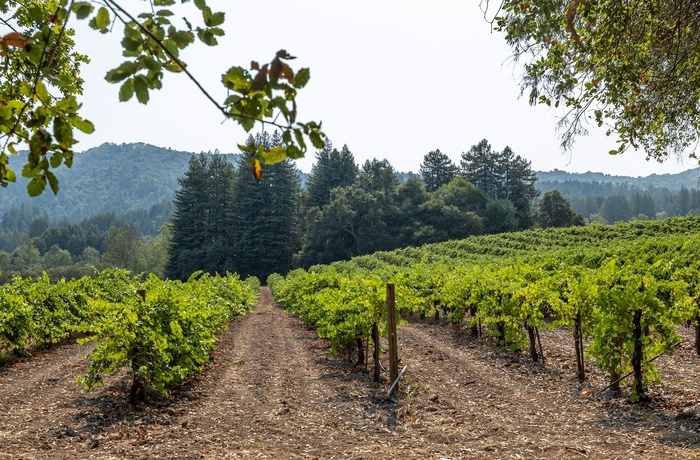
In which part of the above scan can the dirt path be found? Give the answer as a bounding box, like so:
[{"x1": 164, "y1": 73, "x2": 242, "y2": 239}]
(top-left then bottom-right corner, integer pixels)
[{"x1": 0, "y1": 288, "x2": 699, "y2": 459}]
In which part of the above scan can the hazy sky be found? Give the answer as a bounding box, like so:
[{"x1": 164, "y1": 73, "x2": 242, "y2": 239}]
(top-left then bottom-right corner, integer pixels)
[{"x1": 72, "y1": 1, "x2": 697, "y2": 177}]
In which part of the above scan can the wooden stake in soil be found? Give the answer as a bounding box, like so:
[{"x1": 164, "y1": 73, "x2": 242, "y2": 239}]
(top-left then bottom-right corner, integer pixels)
[{"x1": 386, "y1": 284, "x2": 399, "y2": 390}]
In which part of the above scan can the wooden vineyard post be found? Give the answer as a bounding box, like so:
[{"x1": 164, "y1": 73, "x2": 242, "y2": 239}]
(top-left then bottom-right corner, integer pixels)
[{"x1": 386, "y1": 284, "x2": 399, "y2": 391}]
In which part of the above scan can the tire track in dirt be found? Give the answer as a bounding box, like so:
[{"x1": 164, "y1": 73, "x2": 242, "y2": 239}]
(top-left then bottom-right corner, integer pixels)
[{"x1": 169, "y1": 286, "x2": 362, "y2": 458}]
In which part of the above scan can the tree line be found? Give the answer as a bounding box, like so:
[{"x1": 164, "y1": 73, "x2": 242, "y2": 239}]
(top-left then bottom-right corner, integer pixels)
[
  {"x1": 0, "y1": 136, "x2": 587, "y2": 283},
  {"x1": 166, "y1": 135, "x2": 582, "y2": 281},
  {"x1": 538, "y1": 181, "x2": 700, "y2": 224},
  {"x1": 0, "y1": 203, "x2": 171, "y2": 283}
]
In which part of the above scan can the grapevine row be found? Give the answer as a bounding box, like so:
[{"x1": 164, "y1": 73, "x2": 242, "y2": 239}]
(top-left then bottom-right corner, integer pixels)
[
  {"x1": 0, "y1": 269, "x2": 259, "y2": 402},
  {"x1": 270, "y1": 216, "x2": 700, "y2": 402}
]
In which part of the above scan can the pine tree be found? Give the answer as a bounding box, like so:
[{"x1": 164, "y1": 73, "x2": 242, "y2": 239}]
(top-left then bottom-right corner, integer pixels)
[
  {"x1": 496, "y1": 146, "x2": 539, "y2": 229},
  {"x1": 419, "y1": 149, "x2": 459, "y2": 192},
  {"x1": 460, "y1": 139, "x2": 499, "y2": 198},
  {"x1": 461, "y1": 140, "x2": 539, "y2": 229},
  {"x1": 357, "y1": 159, "x2": 400, "y2": 198},
  {"x1": 306, "y1": 141, "x2": 359, "y2": 209},
  {"x1": 166, "y1": 154, "x2": 236, "y2": 280},
  {"x1": 229, "y1": 132, "x2": 302, "y2": 280}
]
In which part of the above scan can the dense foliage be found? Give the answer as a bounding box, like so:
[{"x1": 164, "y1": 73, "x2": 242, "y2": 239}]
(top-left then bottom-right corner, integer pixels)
[
  {"x1": 167, "y1": 154, "x2": 236, "y2": 280},
  {"x1": 493, "y1": 0, "x2": 700, "y2": 161},
  {"x1": 0, "y1": 204, "x2": 171, "y2": 283},
  {"x1": 166, "y1": 132, "x2": 303, "y2": 281},
  {"x1": 0, "y1": 0, "x2": 324, "y2": 196},
  {"x1": 4, "y1": 140, "x2": 700, "y2": 281},
  {"x1": 271, "y1": 216, "x2": 700, "y2": 402},
  {"x1": 0, "y1": 268, "x2": 258, "y2": 402}
]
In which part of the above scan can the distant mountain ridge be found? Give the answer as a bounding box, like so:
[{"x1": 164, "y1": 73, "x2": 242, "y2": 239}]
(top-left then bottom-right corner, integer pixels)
[
  {"x1": 2, "y1": 143, "x2": 220, "y2": 221},
  {"x1": 2, "y1": 142, "x2": 699, "y2": 222},
  {"x1": 537, "y1": 168, "x2": 700, "y2": 191}
]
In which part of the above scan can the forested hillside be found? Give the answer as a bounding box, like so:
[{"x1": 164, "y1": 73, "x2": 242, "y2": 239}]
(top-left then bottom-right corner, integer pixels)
[
  {"x1": 3, "y1": 138, "x2": 700, "y2": 283},
  {"x1": 538, "y1": 168, "x2": 700, "y2": 221},
  {"x1": 537, "y1": 168, "x2": 700, "y2": 190},
  {"x1": 1, "y1": 143, "x2": 232, "y2": 221}
]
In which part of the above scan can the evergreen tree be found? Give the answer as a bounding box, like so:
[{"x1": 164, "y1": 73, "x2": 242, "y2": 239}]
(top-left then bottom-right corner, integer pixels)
[
  {"x1": 460, "y1": 140, "x2": 539, "y2": 229},
  {"x1": 600, "y1": 195, "x2": 633, "y2": 223},
  {"x1": 229, "y1": 132, "x2": 302, "y2": 280},
  {"x1": 673, "y1": 186, "x2": 691, "y2": 216},
  {"x1": 394, "y1": 178, "x2": 430, "y2": 247},
  {"x1": 496, "y1": 147, "x2": 539, "y2": 229},
  {"x1": 419, "y1": 149, "x2": 459, "y2": 192},
  {"x1": 631, "y1": 192, "x2": 656, "y2": 219},
  {"x1": 535, "y1": 190, "x2": 585, "y2": 228},
  {"x1": 357, "y1": 159, "x2": 400, "y2": 198},
  {"x1": 299, "y1": 189, "x2": 358, "y2": 266},
  {"x1": 460, "y1": 140, "x2": 499, "y2": 198},
  {"x1": 166, "y1": 154, "x2": 236, "y2": 280},
  {"x1": 306, "y1": 141, "x2": 359, "y2": 209}
]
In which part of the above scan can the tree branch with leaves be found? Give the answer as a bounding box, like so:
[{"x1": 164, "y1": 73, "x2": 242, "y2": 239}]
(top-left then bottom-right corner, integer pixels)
[
  {"x1": 0, "y1": 0, "x2": 325, "y2": 196},
  {"x1": 487, "y1": 0, "x2": 700, "y2": 162}
]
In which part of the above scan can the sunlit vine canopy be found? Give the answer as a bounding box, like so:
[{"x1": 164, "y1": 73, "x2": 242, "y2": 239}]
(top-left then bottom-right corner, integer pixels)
[{"x1": 491, "y1": 0, "x2": 700, "y2": 162}]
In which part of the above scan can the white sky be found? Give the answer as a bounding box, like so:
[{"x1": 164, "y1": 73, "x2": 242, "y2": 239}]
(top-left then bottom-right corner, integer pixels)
[{"x1": 72, "y1": 0, "x2": 697, "y2": 177}]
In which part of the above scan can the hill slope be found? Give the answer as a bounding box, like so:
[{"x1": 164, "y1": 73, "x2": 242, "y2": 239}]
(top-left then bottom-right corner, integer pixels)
[
  {"x1": 537, "y1": 168, "x2": 700, "y2": 192},
  {"x1": 2, "y1": 143, "x2": 227, "y2": 221}
]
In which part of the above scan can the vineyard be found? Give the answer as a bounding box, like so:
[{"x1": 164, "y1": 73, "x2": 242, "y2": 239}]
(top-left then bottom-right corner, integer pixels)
[
  {"x1": 3, "y1": 218, "x2": 700, "y2": 457},
  {"x1": 0, "y1": 269, "x2": 259, "y2": 402},
  {"x1": 270, "y1": 216, "x2": 700, "y2": 402}
]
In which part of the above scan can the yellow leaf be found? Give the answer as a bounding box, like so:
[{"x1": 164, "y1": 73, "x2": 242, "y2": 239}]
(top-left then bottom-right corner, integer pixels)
[
  {"x1": 253, "y1": 159, "x2": 262, "y2": 181},
  {"x1": 260, "y1": 146, "x2": 287, "y2": 164}
]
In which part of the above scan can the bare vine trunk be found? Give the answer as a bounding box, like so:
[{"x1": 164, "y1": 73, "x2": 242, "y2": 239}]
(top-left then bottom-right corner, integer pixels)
[
  {"x1": 469, "y1": 307, "x2": 479, "y2": 337},
  {"x1": 526, "y1": 321, "x2": 539, "y2": 363},
  {"x1": 695, "y1": 314, "x2": 700, "y2": 356},
  {"x1": 631, "y1": 309, "x2": 647, "y2": 401},
  {"x1": 355, "y1": 337, "x2": 365, "y2": 365},
  {"x1": 372, "y1": 322, "x2": 380, "y2": 382},
  {"x1": 574, "y1": 310, "x2": 586, "y2": 383}
]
